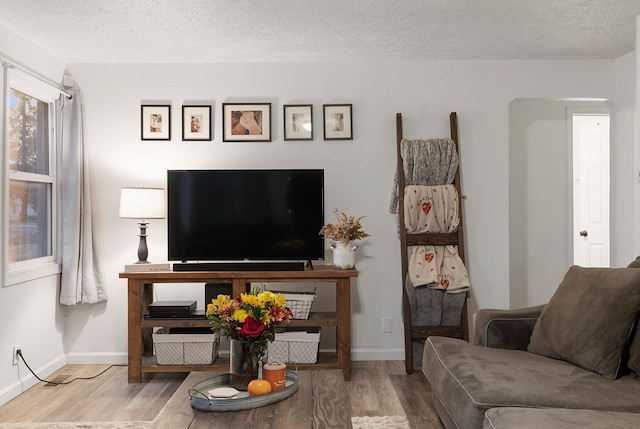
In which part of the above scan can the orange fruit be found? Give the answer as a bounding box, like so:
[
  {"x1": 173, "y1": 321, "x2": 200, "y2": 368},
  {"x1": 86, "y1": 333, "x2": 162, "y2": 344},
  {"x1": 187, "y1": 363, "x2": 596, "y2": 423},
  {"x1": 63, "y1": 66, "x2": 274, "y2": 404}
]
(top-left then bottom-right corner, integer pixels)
[{"x1": 247, "y1": 379, "x2": 272, "y2": 396}]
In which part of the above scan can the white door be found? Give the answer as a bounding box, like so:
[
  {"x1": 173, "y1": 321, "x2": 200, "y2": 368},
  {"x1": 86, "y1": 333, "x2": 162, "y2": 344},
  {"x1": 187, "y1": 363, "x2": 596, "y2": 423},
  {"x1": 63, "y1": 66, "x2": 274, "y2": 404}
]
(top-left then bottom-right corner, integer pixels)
[{"x1": 572, "y1": 112, "x2": 610, "y2": 267}]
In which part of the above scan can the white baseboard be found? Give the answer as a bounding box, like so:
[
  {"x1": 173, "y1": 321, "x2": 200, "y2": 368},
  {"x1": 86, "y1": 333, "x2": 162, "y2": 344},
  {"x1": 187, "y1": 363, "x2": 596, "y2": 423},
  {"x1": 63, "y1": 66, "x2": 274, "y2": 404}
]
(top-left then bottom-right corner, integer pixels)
[
  {"x1": 67, "y1": 349, "x2": 406, "y2": 365},
  {"x1": 65, "y1": 349, "x2": 406, "y2": 364},
  {"x1": 0, "y1": 379, "x2": 24, "y2": 408},
  {"x1": 0, "y1": 353, "x2": 66, "y2": 407},
  {"x1": 340, "y1": 347, "x2": 405, "y2": 361},
  {"x1": 66, "y1": 351, "x2": 127, "y2": 365}
]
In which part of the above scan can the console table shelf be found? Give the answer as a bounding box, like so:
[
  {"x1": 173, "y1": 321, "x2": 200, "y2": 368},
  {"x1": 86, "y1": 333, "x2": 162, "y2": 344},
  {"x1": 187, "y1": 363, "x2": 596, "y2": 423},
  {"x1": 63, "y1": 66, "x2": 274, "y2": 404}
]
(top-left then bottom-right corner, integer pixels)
[
  {"x1": 140, "y1": 352, "x2": 339, "y2": 374},
  {"x1": 140, "y1": 311, "x2": 337, "y2": 329},
  {"x1": 120, "y1": 266, "x2": 357, "y2": 383}
]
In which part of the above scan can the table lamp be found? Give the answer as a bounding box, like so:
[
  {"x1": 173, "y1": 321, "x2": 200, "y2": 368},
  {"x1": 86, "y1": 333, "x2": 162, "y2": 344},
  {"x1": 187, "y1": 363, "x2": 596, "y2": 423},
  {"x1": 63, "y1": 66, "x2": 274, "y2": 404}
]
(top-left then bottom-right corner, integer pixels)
[{"x1": 119, "y1": 187, "x2": 165, "y2": 264}]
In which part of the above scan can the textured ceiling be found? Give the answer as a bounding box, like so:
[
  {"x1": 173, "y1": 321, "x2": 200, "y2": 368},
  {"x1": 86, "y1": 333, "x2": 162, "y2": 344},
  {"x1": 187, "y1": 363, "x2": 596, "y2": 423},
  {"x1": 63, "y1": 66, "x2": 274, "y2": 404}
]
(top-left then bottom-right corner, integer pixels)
[{"x1": 0, "y1": 0, "x2": 638, "y2": 63}]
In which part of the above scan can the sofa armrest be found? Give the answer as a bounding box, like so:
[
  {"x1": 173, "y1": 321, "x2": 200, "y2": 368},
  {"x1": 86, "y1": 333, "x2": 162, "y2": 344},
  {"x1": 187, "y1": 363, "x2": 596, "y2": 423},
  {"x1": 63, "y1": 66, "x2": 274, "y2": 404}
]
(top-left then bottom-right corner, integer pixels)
[{"x1": 474, "y1": 304, "x2": 545, "y2": 350}]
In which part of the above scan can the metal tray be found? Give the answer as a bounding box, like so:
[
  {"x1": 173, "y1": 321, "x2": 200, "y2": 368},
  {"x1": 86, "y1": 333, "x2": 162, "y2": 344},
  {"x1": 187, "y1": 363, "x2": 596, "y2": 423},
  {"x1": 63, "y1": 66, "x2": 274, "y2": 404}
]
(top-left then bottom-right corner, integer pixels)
[{"x1": 189, "y1": 371, "x2": 299, "y2": 412}]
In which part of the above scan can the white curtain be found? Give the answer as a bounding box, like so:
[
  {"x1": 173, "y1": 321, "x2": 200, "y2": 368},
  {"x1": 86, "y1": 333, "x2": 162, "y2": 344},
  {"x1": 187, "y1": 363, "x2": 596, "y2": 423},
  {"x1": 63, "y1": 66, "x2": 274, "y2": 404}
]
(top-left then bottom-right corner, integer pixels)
[{"x1": 59, "y1": 86, "x2": 108, "y2": 305}]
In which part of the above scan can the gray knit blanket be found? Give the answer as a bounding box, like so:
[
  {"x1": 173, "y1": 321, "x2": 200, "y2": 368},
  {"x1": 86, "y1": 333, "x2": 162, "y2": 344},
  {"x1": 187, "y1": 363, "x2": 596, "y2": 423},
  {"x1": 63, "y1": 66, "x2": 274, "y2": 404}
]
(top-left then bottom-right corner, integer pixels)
[
  {"x1": 404, "y1": 273, "x2": 465, "y2": 326},
  {"x1": 389, "y1": 138, "x2": 459, "y2": 214}
]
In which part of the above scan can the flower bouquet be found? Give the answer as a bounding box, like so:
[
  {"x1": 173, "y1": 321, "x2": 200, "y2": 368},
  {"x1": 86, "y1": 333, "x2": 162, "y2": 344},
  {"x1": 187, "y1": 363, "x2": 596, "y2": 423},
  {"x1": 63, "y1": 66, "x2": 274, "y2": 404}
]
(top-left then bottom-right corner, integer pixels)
[{"x1": 206, "y1": 286, "x2": 293, "y2": 389}]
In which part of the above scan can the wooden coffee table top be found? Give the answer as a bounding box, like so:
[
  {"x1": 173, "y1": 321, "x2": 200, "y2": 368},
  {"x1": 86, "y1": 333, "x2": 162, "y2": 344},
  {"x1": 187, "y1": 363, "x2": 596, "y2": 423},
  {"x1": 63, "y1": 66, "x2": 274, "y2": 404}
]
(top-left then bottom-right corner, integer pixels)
[{"x1": 150, "y1": 370, "x2": 352, "y2": 429}]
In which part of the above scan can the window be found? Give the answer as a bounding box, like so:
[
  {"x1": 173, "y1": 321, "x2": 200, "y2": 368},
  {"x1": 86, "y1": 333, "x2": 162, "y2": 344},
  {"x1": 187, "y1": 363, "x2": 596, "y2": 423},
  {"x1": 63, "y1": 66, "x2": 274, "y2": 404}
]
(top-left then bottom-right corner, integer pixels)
[{"x1": 3, "y1": 68, "x2": 61, "y2": 285}]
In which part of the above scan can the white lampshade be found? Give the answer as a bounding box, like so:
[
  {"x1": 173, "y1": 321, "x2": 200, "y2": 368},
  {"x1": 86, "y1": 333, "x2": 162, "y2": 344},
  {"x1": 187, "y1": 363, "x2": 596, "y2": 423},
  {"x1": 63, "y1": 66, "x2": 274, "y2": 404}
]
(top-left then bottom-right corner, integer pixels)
[{"x1": 119, "y1": 187, "x2": 165, "y2": 219}]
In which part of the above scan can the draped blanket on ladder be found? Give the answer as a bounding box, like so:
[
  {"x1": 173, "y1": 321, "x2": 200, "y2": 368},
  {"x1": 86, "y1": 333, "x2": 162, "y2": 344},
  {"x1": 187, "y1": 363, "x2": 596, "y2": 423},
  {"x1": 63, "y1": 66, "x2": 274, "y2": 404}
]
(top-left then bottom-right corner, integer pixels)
[{"x1": 390, "y1": 139, "x2": 471, "y2": 295}]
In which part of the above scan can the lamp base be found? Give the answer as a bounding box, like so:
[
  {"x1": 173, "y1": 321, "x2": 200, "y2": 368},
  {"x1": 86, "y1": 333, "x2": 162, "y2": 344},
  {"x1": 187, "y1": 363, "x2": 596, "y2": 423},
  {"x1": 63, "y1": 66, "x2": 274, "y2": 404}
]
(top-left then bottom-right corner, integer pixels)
[{"x1": 136, "y1": 222, "x2": 150, "y2": 264}]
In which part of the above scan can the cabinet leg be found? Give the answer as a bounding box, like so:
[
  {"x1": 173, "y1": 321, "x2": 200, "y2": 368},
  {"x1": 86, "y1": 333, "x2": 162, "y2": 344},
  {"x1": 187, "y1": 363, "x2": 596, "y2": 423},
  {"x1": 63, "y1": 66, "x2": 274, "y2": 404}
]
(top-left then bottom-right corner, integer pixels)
[
  {"x1": 128, "y1": 279, "x2": 147, "y2": 383},
  {"x1": 336, "y1": 278, "x2": 351, "y2": 381},
  {"x1": 141, "y1": 283, "x2": 154, "y2": 356}
]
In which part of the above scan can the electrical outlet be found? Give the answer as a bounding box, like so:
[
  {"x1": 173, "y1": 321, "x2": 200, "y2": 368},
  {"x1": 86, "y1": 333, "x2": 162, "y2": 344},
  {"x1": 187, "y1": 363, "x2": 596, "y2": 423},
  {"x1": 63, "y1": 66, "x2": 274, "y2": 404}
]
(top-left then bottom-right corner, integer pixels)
[
  {"x1": 12, "y1": 345, "x2": 21, "y2": 366},
  {"x1": 382, "y1": 317, "x2": 393, "y2": 333}
]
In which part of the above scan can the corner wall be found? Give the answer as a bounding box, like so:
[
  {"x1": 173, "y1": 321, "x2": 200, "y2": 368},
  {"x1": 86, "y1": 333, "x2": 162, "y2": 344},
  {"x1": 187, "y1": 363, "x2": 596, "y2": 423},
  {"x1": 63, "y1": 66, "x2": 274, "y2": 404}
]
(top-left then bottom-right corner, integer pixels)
[
  {"x1": 508, "y1": 98, "x2": 610, "y2": 308},
  {"x1": 612, "y1": 51, "x2": 636, "y2": 266}
]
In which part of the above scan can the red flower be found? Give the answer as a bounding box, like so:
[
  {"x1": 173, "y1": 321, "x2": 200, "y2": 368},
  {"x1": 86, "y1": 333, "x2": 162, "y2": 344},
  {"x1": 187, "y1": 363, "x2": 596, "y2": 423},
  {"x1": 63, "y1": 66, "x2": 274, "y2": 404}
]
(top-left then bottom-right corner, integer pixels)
[{"x1": 239, "y1": 317, "x2": 265, "y2": 338}]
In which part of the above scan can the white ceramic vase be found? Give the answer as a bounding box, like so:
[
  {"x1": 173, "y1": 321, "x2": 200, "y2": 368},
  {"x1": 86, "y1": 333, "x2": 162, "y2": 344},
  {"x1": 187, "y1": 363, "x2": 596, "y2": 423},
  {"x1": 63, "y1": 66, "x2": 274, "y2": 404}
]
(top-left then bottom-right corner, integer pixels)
[{"x1": 331, "y1": 241, "x2": 358, "y2": 269}]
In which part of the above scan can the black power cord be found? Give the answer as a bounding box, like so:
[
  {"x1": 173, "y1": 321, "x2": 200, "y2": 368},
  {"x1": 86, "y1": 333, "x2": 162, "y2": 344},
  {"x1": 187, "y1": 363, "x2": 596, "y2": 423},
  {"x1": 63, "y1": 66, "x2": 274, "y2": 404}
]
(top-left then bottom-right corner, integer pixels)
[{"x1": 16, "y1": 349, "x2": 126, "y2": 385}]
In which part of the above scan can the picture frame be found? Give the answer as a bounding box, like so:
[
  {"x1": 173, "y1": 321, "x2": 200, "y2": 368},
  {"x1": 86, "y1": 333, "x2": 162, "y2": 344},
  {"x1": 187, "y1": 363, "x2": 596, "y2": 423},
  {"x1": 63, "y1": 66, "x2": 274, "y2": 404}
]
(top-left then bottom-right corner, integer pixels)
[
  {"x1": 323, "y1": 104, "x2": 352, "y2": 140},
  {"x1": 283, "y1": 104, "x2": 313, "y2": 141},
  {"x1": 222, "y1": 103, "x2": 271, "y2": 142},
  {"x1": 182, "y1": 105, "x2": 212, "y2": 141},
  {"x1": 141, "y1": 105, "x2": 171, "y2": 141}
]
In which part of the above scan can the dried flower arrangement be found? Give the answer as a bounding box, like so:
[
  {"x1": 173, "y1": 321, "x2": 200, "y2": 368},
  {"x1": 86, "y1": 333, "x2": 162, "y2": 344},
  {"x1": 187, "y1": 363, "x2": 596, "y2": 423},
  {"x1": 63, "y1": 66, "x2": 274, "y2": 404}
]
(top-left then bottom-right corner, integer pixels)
[{"x1": 319, "y1": 209, "x2": 370, "y2": 244}]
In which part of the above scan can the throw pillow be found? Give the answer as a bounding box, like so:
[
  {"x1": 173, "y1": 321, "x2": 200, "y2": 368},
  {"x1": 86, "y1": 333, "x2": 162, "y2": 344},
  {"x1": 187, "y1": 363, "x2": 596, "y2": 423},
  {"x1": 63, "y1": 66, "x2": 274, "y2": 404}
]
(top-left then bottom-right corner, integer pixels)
[
  {"x1": 627, "y1": 256, "x2": 640, "y2": 269},
  {"x1": 626, "y1": 318, "x2": 640, "y2": 376},
  {"x1": 528, "y1": 265, "x2": 640, "y2": 380}
]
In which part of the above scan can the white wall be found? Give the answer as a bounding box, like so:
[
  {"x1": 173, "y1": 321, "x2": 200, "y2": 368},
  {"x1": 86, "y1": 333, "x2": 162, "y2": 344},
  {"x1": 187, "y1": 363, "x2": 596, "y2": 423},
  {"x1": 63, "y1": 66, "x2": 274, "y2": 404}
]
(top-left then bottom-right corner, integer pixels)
[
  {"x1": 0, "y1": 26, "x2": 67, "y2": 405},
  {"x1": 612, "y1": 52, "x2": 636, "y2": 265},
  {"x1": 61, "y1": 59, "x2": 622, "y2": 365},
  {"x1": 1, "y1": 22, "x2": 638, "y2": 407},
  {"x1": 635, "y1": 16, "x2": 640, "y2": 256},
  {"x1": 508, "y1": 98, "x2": 610, "y2": 308}
]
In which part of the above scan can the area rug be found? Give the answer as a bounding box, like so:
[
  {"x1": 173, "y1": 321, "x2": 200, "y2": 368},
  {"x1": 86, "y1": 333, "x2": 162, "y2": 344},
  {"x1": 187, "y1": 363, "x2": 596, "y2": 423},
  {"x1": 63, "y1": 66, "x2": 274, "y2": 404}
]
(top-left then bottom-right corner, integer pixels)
[
  {"x1": 0, "y1": 422, "x2": 150, "y2": 429},
  {"x1": 351, "y1": 415, "x2": 410, "y2": 429}
]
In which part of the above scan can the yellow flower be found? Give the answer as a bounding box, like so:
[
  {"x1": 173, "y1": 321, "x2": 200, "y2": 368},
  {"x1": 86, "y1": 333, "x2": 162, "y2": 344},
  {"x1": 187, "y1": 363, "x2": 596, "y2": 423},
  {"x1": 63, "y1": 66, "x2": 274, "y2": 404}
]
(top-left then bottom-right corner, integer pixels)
[
  {"x1": 212, "y1": 294, "x2": 231, "y2": 308},
  {"x1": 206, "y1": 303, "x2": 215, "y2": 315},
  {"x1": 241, "y1": 293, "x2": 260, "y2": 307},
  {"x1": 274, "y1": 294, "x2": 287, "y2": 308},
  {"x1": 233, "y1": 309, "x2": 249, "y2": 323},
  {"x1": 258, "y1": 291, "x2": 275, "y2": 306}
]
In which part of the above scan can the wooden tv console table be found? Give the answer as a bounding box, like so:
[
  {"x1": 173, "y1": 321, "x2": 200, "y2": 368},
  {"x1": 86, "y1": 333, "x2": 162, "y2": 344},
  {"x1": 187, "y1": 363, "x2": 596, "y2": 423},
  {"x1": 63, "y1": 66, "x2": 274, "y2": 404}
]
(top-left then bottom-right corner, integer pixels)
[{"x1": 119, "y1": 266, "x2": 358, "y2": 383}]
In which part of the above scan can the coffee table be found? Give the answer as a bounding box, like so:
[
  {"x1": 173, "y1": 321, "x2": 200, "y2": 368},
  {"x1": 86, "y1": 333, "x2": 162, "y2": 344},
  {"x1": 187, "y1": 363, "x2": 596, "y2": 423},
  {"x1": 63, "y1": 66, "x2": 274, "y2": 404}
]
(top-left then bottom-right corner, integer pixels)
[{"x1": 150, "y1": 370, "x2": 352, "y2": 428}]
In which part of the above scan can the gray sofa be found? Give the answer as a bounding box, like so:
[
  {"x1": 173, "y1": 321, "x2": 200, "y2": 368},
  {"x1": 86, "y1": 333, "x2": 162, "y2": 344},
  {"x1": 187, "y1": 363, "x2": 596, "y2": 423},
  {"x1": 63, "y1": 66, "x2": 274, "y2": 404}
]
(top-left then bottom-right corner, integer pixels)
[{"x1": 422, "y1": 265, "x2": 640, "y2": 429}]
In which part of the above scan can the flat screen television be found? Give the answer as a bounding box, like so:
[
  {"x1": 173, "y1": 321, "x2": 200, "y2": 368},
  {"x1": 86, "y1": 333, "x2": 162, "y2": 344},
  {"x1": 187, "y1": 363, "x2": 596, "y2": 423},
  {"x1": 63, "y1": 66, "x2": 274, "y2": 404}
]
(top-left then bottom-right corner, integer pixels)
[{"x1": 167, "y1": 169, "x2": 324, "y2": 266}]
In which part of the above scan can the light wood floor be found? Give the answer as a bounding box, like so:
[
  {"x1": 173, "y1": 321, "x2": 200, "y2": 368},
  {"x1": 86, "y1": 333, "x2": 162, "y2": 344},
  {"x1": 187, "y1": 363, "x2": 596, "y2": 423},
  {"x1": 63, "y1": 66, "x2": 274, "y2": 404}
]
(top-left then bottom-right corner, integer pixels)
[{"x1": 0, "y1": 361, "x2": 443, "y2": 428}]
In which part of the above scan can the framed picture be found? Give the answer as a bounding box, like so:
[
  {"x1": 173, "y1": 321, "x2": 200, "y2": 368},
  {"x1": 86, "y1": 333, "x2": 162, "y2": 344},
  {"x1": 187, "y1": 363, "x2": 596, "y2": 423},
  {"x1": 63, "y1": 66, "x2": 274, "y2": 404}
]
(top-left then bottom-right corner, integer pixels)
[
  {"x1": 323, "y1": 104, "x2": 352, "y2": 140},
  {"x1": 141, "y1": 105, "x2": 171, "y2": 140},
  {"x1": 222, "y1": 103, "x2": 271, "y2": 142},
  {"x1": 283, "y1": 104, "x2": 313, "y2": 141},
  {"x1": 182, "y1": 105, "x2": 212, "y2": 141}
]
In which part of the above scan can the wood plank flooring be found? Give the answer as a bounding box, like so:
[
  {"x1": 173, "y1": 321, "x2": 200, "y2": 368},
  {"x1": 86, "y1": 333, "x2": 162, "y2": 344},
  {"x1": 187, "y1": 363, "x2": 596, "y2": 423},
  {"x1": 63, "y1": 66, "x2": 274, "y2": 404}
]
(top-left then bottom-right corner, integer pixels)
[{"x1": 0, "y1": 361, "x2": 443, "y2": 428}]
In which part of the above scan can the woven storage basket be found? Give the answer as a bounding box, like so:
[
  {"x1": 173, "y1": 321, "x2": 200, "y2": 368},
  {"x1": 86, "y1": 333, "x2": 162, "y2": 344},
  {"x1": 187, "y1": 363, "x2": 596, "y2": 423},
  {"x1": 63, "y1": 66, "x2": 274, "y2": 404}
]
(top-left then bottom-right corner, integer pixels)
[
  {"x1": 280, "y1": 292, "x2": 315, "y2": 320},
  {"x1": 153, "y1": 328, "x2": 220, "y2": 365},
  {"x1": 267, "y1": 327, "x2": 320, "y2": 364}
]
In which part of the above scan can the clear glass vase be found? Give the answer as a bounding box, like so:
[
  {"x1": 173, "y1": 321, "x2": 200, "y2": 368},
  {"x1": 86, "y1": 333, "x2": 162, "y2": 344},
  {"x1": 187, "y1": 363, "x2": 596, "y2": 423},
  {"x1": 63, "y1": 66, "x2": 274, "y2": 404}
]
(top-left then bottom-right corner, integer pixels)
[{"x1": 229, "y1": 338, "x2": 268, "y2": 390}]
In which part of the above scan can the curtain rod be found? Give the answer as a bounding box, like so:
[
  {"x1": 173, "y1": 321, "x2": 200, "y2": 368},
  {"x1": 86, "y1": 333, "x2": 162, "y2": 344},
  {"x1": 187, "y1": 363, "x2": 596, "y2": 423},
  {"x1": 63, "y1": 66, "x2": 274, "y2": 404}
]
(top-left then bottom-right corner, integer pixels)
[{"x1": 0, "y1": 55, "x2": 72, "y2": 99}]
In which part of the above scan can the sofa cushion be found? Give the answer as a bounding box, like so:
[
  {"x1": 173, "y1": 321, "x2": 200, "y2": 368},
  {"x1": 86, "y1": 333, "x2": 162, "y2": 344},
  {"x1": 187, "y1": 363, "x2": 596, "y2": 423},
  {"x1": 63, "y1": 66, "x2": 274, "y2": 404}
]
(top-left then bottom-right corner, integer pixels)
[
  {"x1": 626, "y1": 257, "x2": 640, "y2": 376},
  {"x1": 423, "y1": 336, "x2": 640, "y2": 429},
  {"x1": 527, "y1": 266, "x2": 640, "y2": 379},
  {"x1": 483, "y1": 408, "x2": 640, "y2": 429}
]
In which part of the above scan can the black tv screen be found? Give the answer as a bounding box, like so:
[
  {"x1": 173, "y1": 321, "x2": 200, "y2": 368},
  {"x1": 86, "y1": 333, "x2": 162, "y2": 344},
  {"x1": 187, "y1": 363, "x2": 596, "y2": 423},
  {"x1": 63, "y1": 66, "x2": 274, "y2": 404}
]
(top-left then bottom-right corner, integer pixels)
[{"x1": 167, "y1": 169, "x2": 324, "y2": 262}]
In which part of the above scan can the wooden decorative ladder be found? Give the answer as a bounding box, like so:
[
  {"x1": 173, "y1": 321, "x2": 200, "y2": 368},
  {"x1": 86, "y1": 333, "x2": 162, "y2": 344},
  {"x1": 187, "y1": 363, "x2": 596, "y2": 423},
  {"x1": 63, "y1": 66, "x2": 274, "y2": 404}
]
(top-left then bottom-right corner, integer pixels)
[{"x1": 395, "y1": 112, "x2": 469, "y2": 374}]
